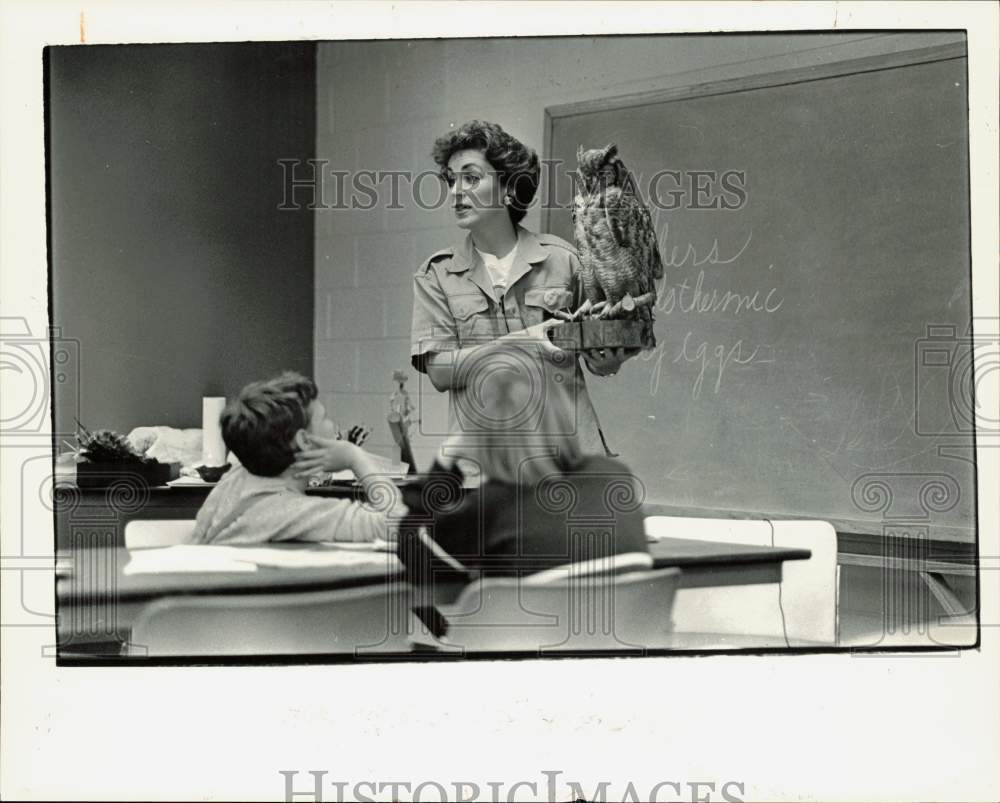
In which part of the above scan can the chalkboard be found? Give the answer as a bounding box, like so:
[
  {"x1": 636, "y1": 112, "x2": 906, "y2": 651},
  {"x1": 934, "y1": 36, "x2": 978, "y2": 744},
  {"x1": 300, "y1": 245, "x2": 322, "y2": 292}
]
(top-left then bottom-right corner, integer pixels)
[{"x1": 545, "y1": 44, "x2": 975, "y2": 542}]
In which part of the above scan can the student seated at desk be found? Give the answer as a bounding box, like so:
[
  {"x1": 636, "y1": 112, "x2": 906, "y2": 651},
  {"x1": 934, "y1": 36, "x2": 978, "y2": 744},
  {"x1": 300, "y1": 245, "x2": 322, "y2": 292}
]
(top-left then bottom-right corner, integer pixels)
[
  {"x1": 190, "y1": 372, "x2": 401, "y2": 545},
  {"x1": 396, "y1": 371, "x2": 649, "y2": 589}
]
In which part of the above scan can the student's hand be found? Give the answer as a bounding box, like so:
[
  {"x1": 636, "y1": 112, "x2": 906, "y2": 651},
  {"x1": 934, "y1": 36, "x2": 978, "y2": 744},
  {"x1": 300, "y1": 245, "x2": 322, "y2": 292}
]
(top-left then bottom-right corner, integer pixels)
[
  {"x1": 499, "y1": 319, "x2": 566, "y2": 359},
  {"x1": 583, "y1": 346, "x2": 639, "y2": 377},
  {"x1": 293, "y1": 434, "x2": 361, "y2": 477}
]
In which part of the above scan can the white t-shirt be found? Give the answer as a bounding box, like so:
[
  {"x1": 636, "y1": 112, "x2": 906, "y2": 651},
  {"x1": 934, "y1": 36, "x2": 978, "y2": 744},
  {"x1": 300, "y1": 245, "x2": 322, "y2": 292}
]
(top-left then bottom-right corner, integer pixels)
[{"x1": 475, "y1": 244, "x2": 518, "y2": 298}]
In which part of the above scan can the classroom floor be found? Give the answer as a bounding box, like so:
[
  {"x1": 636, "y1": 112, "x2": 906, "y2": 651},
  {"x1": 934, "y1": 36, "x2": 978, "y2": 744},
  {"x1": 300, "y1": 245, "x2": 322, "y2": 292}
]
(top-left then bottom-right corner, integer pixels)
[
  {"x1": 836, "y1": 564, "x2": 978, "y2": 649},
  {"x1": 837, "y1": 611, "x2": 959, "y2": 648}
]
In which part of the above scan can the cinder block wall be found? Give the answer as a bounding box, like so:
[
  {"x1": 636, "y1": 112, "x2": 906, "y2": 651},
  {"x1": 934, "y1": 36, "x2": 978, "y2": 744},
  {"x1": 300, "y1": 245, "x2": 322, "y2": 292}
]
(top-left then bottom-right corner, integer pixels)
[{"x1": 313, "y1": 32, "x2": 960, "y2": 468}]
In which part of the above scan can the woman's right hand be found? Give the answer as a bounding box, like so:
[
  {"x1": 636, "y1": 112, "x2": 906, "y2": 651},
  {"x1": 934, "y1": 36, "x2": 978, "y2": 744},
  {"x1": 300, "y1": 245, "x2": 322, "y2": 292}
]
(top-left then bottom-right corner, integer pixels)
[
  {"x1": 498, "y1": 318, "x2": 566, "y2": 359},
  {"x1": 425, "y1": 319, "x2": 569, "y2": 392}
]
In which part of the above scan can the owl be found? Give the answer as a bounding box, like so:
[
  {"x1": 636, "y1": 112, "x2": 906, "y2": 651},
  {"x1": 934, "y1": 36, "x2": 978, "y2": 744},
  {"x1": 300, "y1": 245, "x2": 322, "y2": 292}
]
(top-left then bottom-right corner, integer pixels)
[{"x1": 570, "y1": 143, "x2": 664, "y2": 350}]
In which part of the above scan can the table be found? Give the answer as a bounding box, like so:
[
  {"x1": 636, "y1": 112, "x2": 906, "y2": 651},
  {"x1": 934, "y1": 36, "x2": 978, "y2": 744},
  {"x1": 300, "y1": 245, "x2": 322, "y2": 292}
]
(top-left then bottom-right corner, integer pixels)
[{"x1": 56, "y1": 538, "x2": 810, "y2": 657}]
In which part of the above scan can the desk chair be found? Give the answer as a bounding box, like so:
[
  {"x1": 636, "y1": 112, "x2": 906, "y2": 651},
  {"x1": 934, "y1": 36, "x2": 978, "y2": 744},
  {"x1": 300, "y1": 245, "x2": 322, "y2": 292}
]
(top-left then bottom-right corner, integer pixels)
[
  {"x1": 129, "y1": 583, "x2": 414, "y2": 657},
  {"x1": 439, "y1": 556, "x2": 681, "y2": 653},
  {"x1": 124, "y1": 519, "x2": 197, "y2": 549},
  {"x1": 644, "y1": 516, "x2": 838, "y2": 647}
]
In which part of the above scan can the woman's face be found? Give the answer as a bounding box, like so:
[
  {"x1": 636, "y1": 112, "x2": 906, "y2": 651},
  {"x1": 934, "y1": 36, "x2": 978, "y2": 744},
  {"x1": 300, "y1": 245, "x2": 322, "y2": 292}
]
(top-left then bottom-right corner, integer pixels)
[{"x1": 445, "y1": 148, "x2": 509, "y2": 231}]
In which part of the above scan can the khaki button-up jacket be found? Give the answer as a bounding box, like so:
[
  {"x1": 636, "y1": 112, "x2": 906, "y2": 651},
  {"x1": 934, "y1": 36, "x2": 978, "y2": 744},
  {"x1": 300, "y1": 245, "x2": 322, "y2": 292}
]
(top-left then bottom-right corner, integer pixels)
[{"x1": 410, "y1": 226, "x2": 610, "y2": 456}]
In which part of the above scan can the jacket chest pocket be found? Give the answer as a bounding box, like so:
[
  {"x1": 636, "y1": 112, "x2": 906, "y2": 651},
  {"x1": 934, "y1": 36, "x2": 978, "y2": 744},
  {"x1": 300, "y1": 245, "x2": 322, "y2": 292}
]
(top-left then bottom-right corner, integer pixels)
[
  {"x1": 523, "y1": 286, "x2": 574, "y2": 326},
  {"x1": 448, "y1": 293, "x2": 493, "y2": 345}
]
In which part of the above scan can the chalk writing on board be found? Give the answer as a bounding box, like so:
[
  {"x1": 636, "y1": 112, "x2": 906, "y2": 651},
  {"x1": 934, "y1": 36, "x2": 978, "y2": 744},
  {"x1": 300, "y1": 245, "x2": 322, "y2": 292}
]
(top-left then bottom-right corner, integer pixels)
[
  {"x1": 642, "y1": 333, "x2": 774, "y2": 399},
  {"x1": 654, "y1": 222, "x2": 753, "y2": 268},
  {"x1": 638, "y1": 225, "x2": 785, "y2": 397},
  {"x1": 655, "y1": 270, "x2": 784, "y2": 316}
]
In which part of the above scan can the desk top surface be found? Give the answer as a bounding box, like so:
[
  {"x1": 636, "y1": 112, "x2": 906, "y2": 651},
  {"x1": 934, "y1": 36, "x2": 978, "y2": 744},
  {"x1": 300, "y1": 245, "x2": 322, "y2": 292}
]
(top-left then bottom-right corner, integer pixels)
[
  {"x1": 57, "y1": 538, "x2": 810, "y2": 602},
  {"x1": 64, "y1": 481, "x2": 372, "y2": 498}
]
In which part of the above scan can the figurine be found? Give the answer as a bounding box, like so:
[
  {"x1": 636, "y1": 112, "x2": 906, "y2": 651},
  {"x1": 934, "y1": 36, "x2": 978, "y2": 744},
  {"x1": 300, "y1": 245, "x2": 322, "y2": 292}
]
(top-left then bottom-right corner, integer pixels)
[{"x1": 388, "y1": 370, "x2": 417, "y2": 474}]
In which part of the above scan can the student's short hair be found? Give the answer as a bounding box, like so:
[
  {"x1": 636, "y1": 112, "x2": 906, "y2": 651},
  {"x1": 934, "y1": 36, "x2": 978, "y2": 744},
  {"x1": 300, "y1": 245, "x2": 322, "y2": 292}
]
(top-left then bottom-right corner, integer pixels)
[
  {"x1": 432, "y1": 120, "x2": 540, "y2": 225},
  {"x1": 221, "y1": 372, "x2": 318, "y2": 477}
]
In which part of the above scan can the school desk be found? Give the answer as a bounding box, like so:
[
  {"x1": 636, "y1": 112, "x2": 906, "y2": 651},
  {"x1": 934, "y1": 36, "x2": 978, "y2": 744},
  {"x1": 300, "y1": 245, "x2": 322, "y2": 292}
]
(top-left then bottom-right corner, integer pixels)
[{"x1": 55, "y1": 538, "x2": 810, "y2": 657}]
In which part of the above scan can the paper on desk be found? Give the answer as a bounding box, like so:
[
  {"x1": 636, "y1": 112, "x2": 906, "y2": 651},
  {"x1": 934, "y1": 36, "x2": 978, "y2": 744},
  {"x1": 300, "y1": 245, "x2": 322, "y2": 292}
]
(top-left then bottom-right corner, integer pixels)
[
  {"x1": 167, "y1": 475, "x2": 213, "y2": 487},
  {"x1": 325, "y1": 452, "x2": 409, "y2": 482},
  {"x1": 124, "y1": 545, "x2": 258, "y2": 574},
  {"x1": 123, "y1": 543, "x2": 399, "y2": 574},
  {"x1": 233, "y1": 544, "x2": 399, "y2": 569}
]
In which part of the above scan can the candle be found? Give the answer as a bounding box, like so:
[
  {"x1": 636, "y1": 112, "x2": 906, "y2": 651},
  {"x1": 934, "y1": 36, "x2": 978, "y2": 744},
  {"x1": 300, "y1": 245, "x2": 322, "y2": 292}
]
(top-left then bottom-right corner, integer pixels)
[{"x1": 202, "y1": 396, "x2": 227, "y2": 466}]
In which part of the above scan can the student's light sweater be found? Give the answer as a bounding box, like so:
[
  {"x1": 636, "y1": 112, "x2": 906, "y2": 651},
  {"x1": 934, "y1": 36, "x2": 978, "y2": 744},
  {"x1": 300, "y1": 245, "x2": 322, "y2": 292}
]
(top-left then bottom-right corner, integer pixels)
[{"x1": 190, "y1": 466, "x2": 385, "y2": 545}]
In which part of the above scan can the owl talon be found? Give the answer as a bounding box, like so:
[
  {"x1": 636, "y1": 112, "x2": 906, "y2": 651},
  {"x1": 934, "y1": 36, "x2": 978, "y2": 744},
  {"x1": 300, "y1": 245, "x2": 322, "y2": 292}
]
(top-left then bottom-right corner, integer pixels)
[
  {"x1": 590, "y1": 301, "x2": 608, "y2": 317},
  {"x1": 567, "y1": 299, "x2": 594, "y2": 322}
]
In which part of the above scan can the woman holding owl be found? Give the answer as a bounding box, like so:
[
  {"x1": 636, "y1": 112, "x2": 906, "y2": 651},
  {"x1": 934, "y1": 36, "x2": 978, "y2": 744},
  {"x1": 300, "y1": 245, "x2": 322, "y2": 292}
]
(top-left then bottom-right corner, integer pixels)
[{"x1": 409, "y1": 120, "x2": 636, "y2": 458}]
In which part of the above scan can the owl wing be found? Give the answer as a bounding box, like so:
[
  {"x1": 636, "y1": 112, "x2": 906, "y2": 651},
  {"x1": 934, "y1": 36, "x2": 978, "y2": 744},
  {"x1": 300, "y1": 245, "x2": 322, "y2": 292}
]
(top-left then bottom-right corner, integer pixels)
[{"x1": 606, "y1": 190, "x2": 665, "y2": 291}]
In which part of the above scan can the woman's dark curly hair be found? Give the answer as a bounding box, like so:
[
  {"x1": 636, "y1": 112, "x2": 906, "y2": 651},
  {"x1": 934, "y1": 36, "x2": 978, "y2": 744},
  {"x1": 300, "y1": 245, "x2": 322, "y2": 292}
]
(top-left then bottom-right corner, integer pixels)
[{"x1": 432, "y1": 120, "x2": 540, "y2": 225}]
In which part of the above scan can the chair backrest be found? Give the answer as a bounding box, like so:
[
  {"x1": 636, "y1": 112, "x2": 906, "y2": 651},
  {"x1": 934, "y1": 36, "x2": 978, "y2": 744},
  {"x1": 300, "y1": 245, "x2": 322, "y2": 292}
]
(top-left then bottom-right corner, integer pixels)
[
  {"x1": 124, "y1": 519, "x2": 197, "y2": 549},
  {"x1": 441, "y1": 566, "x2": 681, "y2": 654},
  {"x1": 129, "y1": 583, "x2": 414, "y2": 657},
  {"x1": 644, "y1": 516, "x2": 838, "y2": 646}
]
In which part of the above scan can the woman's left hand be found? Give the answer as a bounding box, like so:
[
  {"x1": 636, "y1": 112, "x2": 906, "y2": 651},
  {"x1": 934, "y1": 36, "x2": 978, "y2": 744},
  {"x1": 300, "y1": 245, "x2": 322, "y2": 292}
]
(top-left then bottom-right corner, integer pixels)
[{"x1": 583, "y1": 347, "x2": 639, "y2": 377}]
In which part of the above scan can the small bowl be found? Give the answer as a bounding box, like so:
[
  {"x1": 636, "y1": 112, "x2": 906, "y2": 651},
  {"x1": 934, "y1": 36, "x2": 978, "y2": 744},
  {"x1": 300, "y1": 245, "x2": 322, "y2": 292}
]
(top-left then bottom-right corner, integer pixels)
[{"x1": 196, "y1": 464, "x2": 232, "y2": 483}]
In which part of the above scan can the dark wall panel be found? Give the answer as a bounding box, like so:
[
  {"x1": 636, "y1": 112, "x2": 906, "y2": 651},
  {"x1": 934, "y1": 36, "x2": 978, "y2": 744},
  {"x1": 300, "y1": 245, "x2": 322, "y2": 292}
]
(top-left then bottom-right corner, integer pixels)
[{"x1": 48, "y1": 42, "x2": 316, "y2": 435}]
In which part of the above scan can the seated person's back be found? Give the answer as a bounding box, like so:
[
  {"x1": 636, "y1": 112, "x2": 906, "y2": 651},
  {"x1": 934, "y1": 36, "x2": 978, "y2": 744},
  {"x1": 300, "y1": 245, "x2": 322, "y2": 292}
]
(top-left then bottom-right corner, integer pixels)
[
  {"x1": 399, "y1": 452, "x2": 648, "y2": 576},
  {"x1": 396, "y1": 368, "x2": 649, "y2": 583}
]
